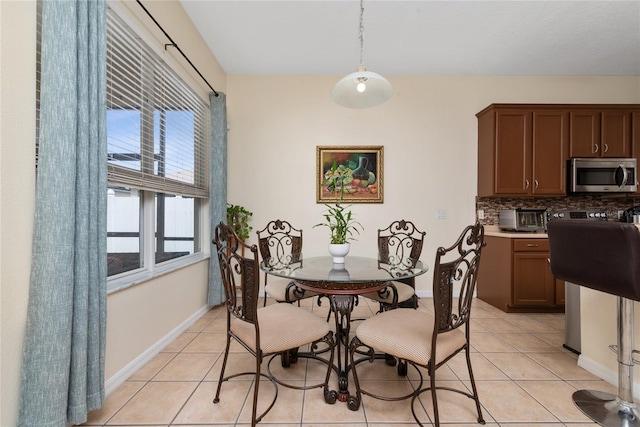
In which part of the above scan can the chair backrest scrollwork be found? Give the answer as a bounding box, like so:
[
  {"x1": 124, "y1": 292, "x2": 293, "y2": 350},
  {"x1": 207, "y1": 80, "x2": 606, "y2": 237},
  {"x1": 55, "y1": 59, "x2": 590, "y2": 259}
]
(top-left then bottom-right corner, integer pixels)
[
  {"x1": 378, "y1": 219, "x2": 425, "y2": 269},
  {"x1": 257, "y1": 219, "x2": 303, "y2": 264},
  {"x1": 213, "y1": 222, "x2": 261, "y2": 324},
  {"x1": 432, "y1": 222, "x2": 485, "y2": 334}
]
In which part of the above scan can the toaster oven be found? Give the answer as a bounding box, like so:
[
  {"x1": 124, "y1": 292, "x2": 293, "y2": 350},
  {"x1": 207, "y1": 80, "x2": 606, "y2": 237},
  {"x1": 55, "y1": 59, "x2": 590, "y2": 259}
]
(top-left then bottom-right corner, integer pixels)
[{"x1": 498, "y1": 208, "x2": 547, "y2": 232}]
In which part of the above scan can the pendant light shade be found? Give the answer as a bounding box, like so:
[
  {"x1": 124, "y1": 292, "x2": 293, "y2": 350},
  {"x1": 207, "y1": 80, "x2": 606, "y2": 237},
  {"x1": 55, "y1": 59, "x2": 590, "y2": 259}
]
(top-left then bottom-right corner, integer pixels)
[
  {"x1": 331, "y1": 66, "x2": 393, "y2": 109},
  {"x1": 332, "y1": 0, "x2": 392, "y2": 109}
]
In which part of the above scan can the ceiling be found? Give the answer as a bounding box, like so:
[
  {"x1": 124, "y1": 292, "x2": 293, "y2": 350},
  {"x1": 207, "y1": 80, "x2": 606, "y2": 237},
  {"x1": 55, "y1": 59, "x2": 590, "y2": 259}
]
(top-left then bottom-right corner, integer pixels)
[{"x1": 179, "y1": 0, "x2": 640, "y2": 77}]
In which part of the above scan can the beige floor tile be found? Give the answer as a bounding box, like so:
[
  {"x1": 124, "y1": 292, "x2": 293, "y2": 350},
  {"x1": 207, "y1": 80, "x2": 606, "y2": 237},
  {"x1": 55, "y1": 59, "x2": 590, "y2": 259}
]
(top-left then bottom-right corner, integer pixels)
[
  {"x1": 81, "y1": 381, "x2": 145, "y2": 425},
  {"x1": 162, "y1": 331, "x2": 197, "y2": 353},
  {"x1": 504, "y1": 315, "x2": 560, "y2": 333},
  {"x1": 483, "y1": 352, "x2": 558, "y2": 380},
  {"x1": 445, "y1": 352, "x2": 509, "y2": 381},
  {"x1": 205, "y1": 352, "x2": 258, "y2": 381},
  {"x1": 94, "y1": 299, "x2": 620, "y2": 427},
  {"x1": 238, "y1": 379, "x2": 307, "y2": 424},
  {"x1": 302, "y1": 392, "x2": 367, "y2": 424},
  {"x1": 475, "y1": 380, "x2": 558, "y2": 422},
  {"x1": 499, "y1": 332, "x2": 560, "y2": 352},
  {"x1": 181, "y1": 331, "x2": 228, "y2": 352},
  {"x1": 128, "y1": 352, "x2": 176, "y2": 381},
  {"x1": 474, "y1": 317, "x2": 527, "y2": 333},
  {"x1": 203, "y1": 315, "x2": 227, "y2": 332},
  {"x1": 357, "y1": 380, "x2": 429, "y2": 424},
  {"x1": 532, "y1": 331, "x2": 566, "y2": 348},
  {"x1": 417, "y1": 379, "x2": 493, "y2": 425},
  {"x1": 471, "y1": 332, "x2": 518, "y2": 352},
  {"x1": 107, "y1": 381, "x2": 197, "y2": 425},
  {"x1": 567, "y1": 379, "x2": 618, "y2": 396},
  {"x1": 173, "y1": 380, "x2": 251, "y2": 424},
  {"x1": 517, "y1": 380, "x2": 595, "y2": 422},
  {"x1": 303, "y1": 424, "x2": 367, "y2": 427},
  {"x1": 186, "y1": 315, "x2": 214, "y2": 332},
  {"x1": 153, "y1": 352, "x2": 217, "y2": 381},
  {"x1": 527, "y1": 352, "x2": 601, "y2": 381}
]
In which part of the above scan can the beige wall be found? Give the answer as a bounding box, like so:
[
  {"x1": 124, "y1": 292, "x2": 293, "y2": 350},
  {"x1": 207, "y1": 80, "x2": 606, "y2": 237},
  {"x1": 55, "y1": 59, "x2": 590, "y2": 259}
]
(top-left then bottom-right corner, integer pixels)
[
  {"x1": 227, "y1": 74, "x2": 640, "y2": 292},
  {"x1": 1, "y1": 1, "x2": 37, "y2": 424}
]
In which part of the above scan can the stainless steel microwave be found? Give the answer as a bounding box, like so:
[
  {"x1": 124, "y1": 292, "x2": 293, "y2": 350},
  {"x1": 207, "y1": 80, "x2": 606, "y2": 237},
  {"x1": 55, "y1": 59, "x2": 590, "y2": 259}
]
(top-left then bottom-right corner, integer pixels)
[{"x1": 569, "y1": 158, "x2": 637, "y2": 193}]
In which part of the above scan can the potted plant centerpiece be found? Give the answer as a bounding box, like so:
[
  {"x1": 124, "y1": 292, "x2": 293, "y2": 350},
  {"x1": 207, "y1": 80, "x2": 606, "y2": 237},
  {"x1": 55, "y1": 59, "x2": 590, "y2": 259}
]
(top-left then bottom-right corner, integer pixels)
[{"x1": 314, "y1": 161, "x2": 363, "y2": 263}]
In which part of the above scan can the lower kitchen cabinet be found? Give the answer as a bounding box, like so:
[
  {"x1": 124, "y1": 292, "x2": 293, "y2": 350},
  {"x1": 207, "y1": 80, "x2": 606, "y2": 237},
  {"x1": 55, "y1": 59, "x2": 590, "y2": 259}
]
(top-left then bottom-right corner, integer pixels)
[{"x1": 477, "y1": 235, "x2": 565, "y2": 313}]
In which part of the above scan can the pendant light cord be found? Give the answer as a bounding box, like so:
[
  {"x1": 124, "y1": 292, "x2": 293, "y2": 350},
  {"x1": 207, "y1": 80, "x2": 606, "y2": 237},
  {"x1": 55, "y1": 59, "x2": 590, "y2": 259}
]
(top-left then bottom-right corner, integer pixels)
[{"x1": 359, "y1": 0, "x2": 365, "y2": 68}]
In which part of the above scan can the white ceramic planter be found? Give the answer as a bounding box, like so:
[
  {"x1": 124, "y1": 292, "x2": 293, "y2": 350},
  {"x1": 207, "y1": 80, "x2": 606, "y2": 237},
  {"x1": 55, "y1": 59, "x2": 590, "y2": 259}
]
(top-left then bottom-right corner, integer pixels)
[{"x1": 328, "y1": 243, "x2": 350, "y2": 264}]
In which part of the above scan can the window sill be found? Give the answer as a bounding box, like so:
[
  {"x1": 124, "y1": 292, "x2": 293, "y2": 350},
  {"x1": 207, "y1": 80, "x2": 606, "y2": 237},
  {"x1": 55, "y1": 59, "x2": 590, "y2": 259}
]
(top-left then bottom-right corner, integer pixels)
[{"x1": 107, "y1": 252, "x2": 210, "y2": 295}]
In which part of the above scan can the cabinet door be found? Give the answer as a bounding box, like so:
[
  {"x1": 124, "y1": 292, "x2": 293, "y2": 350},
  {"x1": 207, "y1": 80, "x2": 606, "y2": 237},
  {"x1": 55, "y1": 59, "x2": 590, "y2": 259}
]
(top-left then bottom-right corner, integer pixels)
[
  {"x1": 531, "y1": 111, "x2": 568, "y2": 195},
  {"x1": 569, "y1": 111, "x2": 600, "y2": 157},
  {"x1": 495, "y1": 110, "x2": 531, "y2": 195},
  {"x1": 601, "y1": 110, "x2": 631, "y2": 157},
  {"x1": 512, "y1": 252, "x2": 555, "y2": 306}
]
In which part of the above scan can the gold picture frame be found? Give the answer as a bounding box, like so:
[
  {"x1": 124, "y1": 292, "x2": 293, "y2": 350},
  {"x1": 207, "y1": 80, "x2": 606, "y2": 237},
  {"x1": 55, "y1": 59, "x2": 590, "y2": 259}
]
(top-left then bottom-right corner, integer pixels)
[{"x1": 316, "y1": 145, "x2": 384, "y2": 204}]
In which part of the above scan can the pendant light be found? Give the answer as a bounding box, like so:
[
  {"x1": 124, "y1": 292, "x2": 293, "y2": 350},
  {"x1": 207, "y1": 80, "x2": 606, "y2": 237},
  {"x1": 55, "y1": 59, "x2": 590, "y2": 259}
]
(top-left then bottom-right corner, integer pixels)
[{"x1": 331, "y1": 0, "x2": 393, "y2": 109}]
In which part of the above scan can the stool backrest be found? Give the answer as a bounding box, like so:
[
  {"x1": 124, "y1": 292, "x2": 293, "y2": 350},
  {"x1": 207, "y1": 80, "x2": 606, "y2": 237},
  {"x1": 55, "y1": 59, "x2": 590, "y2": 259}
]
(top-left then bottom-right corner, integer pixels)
[{"x1": 548, "y1": 220, "x2": 640, "y2": 301}]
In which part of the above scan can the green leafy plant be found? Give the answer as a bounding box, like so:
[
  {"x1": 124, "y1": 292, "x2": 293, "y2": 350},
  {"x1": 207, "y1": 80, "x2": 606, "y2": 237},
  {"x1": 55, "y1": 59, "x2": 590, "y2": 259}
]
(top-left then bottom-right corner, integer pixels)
[
  {"x1": 226, "y1": 203, "x2": 253, "y2": 241},
  {"x1": 314, "y1": 161, "x2": 363, "y2": 244}
]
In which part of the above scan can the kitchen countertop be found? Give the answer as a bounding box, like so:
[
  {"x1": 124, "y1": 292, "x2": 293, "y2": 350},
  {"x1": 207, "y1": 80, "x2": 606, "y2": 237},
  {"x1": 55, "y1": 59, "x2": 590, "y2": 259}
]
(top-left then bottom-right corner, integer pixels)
[{"x1": 484, "y1": 224, "x2": 548, "y2": 238}]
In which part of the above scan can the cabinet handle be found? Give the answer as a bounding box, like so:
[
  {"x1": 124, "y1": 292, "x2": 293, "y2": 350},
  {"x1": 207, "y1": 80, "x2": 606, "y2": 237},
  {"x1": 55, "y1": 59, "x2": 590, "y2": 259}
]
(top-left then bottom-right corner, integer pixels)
[
  {"x1": 593, "y1": 144, "x2": 599, "y2": 153},
  {"x1": 603, "y1": 143, "x2": 609, "y2": 153},
  {"x1": 534, "y1": 180, "x2": 539, "y2": 189},
  {"x1": 527, "y1": 243, "x2": 539, "y2": 247},
  {"x1": 525, "y1": 179, "x2": 530, "y2": 189}
]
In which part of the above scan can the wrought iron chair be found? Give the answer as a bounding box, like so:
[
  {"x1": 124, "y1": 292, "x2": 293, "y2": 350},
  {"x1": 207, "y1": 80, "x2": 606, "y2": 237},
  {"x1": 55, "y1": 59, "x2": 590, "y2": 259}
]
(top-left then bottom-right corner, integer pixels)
[
  {"x1": 362, "y1": 219, "x2": 425, "y2": 311},
  {"x1": 212, "y1": 222, "x2": 337, "y2": 426},
  {"x1": 348, "y1": 222, "x2": 486, "y2": 427},
  {"x1": 257, "y1": 219, "x2": 318, "y2": 306}
]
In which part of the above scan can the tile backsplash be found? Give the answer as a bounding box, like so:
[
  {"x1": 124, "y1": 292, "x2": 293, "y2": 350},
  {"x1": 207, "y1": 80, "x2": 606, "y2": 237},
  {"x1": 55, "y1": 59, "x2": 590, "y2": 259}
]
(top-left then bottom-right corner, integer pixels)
[{"x1": 476, "y1": 195, "x2": 640, "y2": 225}]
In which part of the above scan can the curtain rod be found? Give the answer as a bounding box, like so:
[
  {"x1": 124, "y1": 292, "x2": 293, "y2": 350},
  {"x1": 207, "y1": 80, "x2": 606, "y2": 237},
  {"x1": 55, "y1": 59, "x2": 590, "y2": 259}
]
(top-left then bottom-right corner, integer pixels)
[{"x1": 136, "y1": 0, "x2": 219, "y2": 97}]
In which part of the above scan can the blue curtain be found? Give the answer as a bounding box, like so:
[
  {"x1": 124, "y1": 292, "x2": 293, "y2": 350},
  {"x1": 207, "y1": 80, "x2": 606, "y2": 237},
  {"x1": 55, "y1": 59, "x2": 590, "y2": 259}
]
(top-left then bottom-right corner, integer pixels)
[
  {"x1": 18, "y1": 0, "x2": 107, "y2": 425},
  {"x1": 208, "y1": 92, "x2": 227, "y2": 306}
]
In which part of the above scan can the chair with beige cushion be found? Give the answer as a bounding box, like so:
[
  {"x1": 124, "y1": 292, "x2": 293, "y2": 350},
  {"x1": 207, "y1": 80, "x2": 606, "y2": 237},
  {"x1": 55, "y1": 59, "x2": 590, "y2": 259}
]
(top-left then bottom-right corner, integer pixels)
[
  {"x1": 212, "y1": 222, "x2": 337, "y2": 427},
  {"x1": 362, "y1": 219, "x2": 425, "y2": 311},
  {"x1": 257, "y1": 219, "x2": 318, "y2": 306},
  {"x1": 348, "y1": 222, "x2": 485, "y2": 427}
]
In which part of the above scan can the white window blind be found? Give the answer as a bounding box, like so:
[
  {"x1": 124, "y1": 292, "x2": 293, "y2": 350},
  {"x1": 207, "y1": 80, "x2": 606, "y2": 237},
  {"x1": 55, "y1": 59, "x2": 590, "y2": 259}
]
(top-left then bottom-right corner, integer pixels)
[{"x1": 106, "y1": 9, "x2": 210, "y2": 198}]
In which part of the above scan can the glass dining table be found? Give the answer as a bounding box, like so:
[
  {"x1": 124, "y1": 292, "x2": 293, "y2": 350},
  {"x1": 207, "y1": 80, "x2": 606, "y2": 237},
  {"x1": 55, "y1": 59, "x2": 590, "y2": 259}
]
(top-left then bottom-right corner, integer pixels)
[{"x1": 260, "y1": 255, "x2": 428, "y2": 405}]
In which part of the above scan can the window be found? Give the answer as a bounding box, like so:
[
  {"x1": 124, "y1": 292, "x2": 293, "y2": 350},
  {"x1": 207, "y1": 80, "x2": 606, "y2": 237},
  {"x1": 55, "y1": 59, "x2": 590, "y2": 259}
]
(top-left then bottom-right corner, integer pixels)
[{"x1": 106, "y1": 8, "x2": 209, "y2": 286}]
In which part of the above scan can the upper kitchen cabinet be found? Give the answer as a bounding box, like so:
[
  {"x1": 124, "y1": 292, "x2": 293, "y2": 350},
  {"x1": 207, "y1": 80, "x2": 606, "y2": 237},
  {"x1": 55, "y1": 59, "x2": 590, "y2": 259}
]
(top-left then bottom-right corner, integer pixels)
[
  {"x1": 569, "y1": 109, "x2": 632, "y2": 158},
  {"x1": 477, "y1": 104, "x2": 568, "y2": 197}
]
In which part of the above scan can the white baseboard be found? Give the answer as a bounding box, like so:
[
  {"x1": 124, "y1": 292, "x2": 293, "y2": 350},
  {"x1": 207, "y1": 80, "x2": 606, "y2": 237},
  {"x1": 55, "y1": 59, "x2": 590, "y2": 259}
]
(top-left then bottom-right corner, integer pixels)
[
  {"x1": 577, "y1": 353, "x2": 640, "y2": 397},
  {"x1": 104, "y1": 304, "x2": 211, "y2": 395},
  {"x1": 416, "y1": 289, "x2": 432, "y2": 299}
]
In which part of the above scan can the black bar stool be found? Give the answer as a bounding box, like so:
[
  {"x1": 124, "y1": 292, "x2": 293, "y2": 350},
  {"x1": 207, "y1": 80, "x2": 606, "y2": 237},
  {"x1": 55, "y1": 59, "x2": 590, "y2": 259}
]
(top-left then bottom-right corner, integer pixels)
[{"x1": 548, "y1": 220, "x2": 640, "y2": 427}]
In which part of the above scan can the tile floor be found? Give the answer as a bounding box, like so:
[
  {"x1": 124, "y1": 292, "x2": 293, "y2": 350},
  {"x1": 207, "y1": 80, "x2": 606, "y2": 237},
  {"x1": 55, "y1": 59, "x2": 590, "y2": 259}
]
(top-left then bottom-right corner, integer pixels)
[{"x1": 80, "y1": 296, "x2": 612, "y2": 426}]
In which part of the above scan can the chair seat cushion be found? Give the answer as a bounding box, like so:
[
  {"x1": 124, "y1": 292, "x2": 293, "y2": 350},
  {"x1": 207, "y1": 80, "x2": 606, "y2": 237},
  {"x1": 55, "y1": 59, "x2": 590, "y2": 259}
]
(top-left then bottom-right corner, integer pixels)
[
  {"x1": 362, "y1": 281, "x2": 415, "y2": 304},
  {"x1": 355, "y1": 309, "x2": 466, "y2": 366},
  {"x1": 231, "y1": 303, "x2": 330, "y2": 354},
  {"x1": 265, "y1": 278, "x2": 316, "y2": 302}
]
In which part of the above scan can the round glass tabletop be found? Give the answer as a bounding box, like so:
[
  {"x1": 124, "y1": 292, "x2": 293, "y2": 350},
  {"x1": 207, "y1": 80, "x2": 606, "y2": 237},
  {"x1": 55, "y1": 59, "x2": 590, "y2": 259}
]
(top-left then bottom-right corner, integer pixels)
[{"x1": 260, "y1": 255, "x2": 427, "y2": 284}]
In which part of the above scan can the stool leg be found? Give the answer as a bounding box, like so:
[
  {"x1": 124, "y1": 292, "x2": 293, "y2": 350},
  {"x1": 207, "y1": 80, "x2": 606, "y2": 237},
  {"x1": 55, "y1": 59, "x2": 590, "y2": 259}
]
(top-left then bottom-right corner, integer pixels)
[{"x1": 572, "y1": 296, "x2": 640, "y2": 426}]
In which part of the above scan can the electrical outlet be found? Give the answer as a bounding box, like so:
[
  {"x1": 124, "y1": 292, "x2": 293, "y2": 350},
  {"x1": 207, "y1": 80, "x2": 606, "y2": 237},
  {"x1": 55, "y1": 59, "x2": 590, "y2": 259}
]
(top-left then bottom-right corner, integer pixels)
[
  {"x1": 436, "y1": 209, "x2": 446, "y2": 220},
  {"x1": 477, "y1": 209, "x2": 485, "y2": 220}
]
